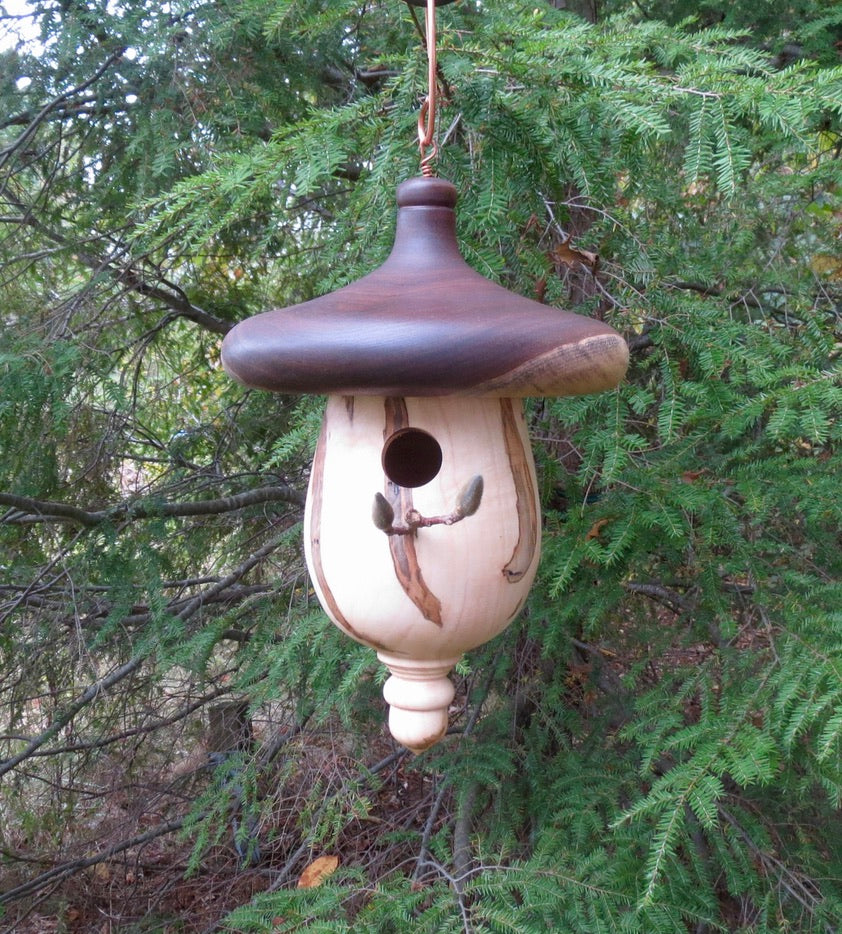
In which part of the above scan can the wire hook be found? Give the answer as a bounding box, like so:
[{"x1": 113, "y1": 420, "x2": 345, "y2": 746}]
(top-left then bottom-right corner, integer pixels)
[{"x1": 417, "y1": 0, "x2": 438, "y2": 176}]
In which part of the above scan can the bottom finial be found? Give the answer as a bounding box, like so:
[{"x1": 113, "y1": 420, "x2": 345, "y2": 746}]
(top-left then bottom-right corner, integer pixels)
[{"x1": 378, "y1": 653, "x2": 458, "y2": 753}]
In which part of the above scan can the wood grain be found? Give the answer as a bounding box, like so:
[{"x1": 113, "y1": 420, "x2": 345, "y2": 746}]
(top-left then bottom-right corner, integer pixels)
[
  {"x1": 303, "y1": 394, "x2": 543, "y2": 749},
  {"x1": 221, "y1": 177, "x2": 628, "y2": 399},
  {"x1": 499, "y1": 398, "x2": 539, "y2": 583},
  {"x1": 383, "y1": 398, "x2": 443, "y2": 626},
  {"x1": 303, "y1": 395, "x2": 540, "y2": 659},
  {"x1": 305, "y1": 415, "x2": 386, "y2": 650}
]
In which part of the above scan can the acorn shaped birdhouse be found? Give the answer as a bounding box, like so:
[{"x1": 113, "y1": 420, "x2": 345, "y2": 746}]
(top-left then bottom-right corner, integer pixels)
[{"x1": 221, "y1": 177, "x2": 628, "y2": 752}]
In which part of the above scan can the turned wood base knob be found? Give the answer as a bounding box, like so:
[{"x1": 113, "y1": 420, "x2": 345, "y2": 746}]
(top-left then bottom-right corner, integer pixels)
[{"x1": 378, "y1": 653, "x2": 458, "y2": 753}]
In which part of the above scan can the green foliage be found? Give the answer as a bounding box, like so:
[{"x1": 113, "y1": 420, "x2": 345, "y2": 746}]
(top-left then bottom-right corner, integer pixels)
[{"x1": 2, "y1": 0, "x2": 842, "y2": 930}]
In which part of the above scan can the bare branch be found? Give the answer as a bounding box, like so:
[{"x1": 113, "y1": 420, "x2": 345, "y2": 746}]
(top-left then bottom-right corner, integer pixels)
[
  {"x1": 2, "y1": 193, "x2": 232, "y2": 336},
  {"x1": 412, "y1": 782, "x2": 450, "y2": 884},
  {"x1": 22, "y1": 685, "x2": 235, "y2": 758},
  {"x1": 0, "y1": 97, "x2": 132, "y2": 132},
  {"x1": 0, "y1": 48, "x2": 125, "y2": 169},
  {"x1": 0, "y1": 493, "x2": 100, "y2": 526},
  {"x1": 0, "y1": 484, "x2": 305, "y2": 527},
  {"x1": 623, "y1": 580, "x2": 692, "y2": 613},
  {"x1": 0, "y1": 817, "x2": 185, "y2": 906},
  {"x1": 452, "y1": 784, "x2": 478, "y2": 901},
  {"x1": 174, "y1": 533, "x2": 289, "y2": 621},
  {"x1": 0, "y1": 656, "x2": 144, "y2": 780}
]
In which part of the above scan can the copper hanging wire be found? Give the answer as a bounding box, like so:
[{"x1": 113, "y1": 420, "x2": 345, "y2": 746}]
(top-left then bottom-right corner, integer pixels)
[{"x1": 417, "y1": 0, "x2": 438, "y2": 176}]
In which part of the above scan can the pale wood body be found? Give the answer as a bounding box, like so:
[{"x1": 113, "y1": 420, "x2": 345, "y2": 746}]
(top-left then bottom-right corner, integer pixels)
[{"x1": 304, "y1": 395, "x2": 541, "y2": 751}]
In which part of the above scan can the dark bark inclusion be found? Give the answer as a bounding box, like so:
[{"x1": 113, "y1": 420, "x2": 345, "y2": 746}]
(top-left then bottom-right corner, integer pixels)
[{"x1": 383, "y1": 398, "x2": 444, "y2": 626}]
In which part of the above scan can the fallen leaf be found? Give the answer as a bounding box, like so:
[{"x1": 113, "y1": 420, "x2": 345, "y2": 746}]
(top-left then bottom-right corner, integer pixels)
[
  {"x1": 549, "y1": 235, "x2": 599, "y2": 274},
  {"x1": 297, "y1": 854, "x2": 339, "y2": 888},
  {"x1": 810, "y1": 253, "x2": 842, "y2": 280},
  {"x1": 585, "y1": 518, "x2": 609, "y2": 540}
]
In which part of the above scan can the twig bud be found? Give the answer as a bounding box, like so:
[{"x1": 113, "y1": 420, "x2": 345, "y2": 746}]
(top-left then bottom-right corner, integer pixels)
[
  {"x1": 372, "y1": 492, "x2": 395, "y2": 531},
  {"x1": 454, "y1": 475, "x2": 483, "y2": 518}
]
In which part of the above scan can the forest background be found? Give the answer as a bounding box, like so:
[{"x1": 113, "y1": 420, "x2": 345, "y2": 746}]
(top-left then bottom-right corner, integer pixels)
[{"x1": 1, "y1": 0, "x2": 842, "y2": 930}]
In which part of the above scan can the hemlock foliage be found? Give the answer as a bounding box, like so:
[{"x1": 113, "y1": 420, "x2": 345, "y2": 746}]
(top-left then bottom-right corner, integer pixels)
[{"x1": 1, "y1": 0, "x2": 841, "y2": 930}]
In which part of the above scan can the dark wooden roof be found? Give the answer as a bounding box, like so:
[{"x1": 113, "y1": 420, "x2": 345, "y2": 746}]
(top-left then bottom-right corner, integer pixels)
[{"x1": 221, "y1": 177, "x2": 629, "y2": 397}]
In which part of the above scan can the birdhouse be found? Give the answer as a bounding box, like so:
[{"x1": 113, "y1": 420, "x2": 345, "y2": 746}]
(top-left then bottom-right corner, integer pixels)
[{"x1": 221, "y1": 176, "x2": 628, "y2": 752}]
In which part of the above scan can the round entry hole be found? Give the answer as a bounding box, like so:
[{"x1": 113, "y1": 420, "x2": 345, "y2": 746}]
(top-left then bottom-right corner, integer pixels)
[{"x1": 382, "y1": 428, "x2": 442, "y2": 488}]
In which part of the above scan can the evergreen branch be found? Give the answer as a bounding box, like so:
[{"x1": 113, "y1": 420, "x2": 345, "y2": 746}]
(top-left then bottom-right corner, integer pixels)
[
  {"x1": 0, "y1": 48, "x2": 125, "y2": 169},
  {"x1": 468, "y1": 864, "x2": 632, "y2": 907},
  {"x1": 718, "y1": 807, "x2": 825, "y2": 919},
  {"x1": 0, "y1": 656, "x2": 144, "y2": 781},
  {"x1": 2, "y1": 193, "x2": 231, "y2": 336},
  {"x1": 0, "y1": 484, "x2": 305, "y2": 527}
]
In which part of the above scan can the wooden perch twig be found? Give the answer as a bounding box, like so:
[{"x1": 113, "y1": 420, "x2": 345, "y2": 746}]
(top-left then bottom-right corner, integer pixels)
[{"x1": 372, "y1": 475, "x2": 483, "y2": 536}]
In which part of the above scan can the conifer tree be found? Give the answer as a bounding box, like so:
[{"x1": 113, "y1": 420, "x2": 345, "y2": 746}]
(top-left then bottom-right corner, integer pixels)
[{"x1": 1, "y1": 1, "x2": 841, "y2": 929}]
